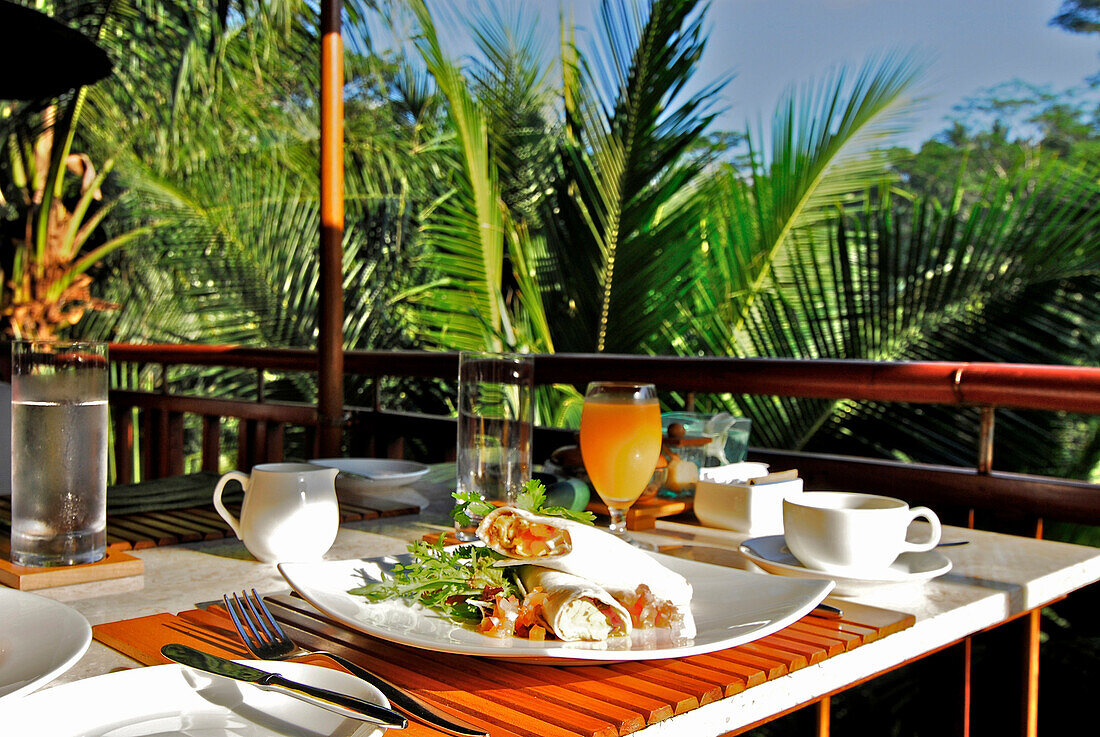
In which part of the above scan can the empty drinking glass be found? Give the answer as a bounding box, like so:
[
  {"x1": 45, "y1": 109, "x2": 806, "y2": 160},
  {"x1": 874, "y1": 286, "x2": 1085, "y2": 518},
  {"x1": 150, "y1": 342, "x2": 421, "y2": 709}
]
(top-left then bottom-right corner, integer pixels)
[{"x1": 455, "y1": 352, "x2": 534, "y2": 540}]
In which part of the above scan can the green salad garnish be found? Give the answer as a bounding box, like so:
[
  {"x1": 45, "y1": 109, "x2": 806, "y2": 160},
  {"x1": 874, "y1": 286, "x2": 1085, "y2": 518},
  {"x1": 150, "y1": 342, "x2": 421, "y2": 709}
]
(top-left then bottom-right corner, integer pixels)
[
  {"x1": 350, "y1": 479, "x2": 593, "y2": 623},
  {"x1": 348, "y1": 536, "x2": 515, "y2": 623}
]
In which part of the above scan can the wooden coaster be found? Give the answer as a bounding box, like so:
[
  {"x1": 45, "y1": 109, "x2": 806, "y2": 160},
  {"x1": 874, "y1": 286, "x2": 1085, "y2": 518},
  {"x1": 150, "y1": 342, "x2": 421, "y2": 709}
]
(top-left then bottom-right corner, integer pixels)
[
  {"x1": 587, "y1": 495, "x2": 693, "y2": 531},
  {"x1": 0, "y1": 546, "x2": 144, "y2": 591}
]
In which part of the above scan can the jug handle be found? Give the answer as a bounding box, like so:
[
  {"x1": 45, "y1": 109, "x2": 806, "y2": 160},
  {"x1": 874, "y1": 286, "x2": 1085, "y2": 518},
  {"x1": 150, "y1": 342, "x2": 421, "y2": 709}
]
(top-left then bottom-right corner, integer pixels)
[{"x1": 213, "y1": 471, "x2": 249, "y2": 539}]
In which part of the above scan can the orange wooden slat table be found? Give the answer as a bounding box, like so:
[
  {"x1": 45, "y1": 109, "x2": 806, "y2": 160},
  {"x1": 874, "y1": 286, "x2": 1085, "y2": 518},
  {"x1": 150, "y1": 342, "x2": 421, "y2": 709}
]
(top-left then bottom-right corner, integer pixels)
[{"x1": 92, "y1": 593, "x2": 913, "y2": 737}]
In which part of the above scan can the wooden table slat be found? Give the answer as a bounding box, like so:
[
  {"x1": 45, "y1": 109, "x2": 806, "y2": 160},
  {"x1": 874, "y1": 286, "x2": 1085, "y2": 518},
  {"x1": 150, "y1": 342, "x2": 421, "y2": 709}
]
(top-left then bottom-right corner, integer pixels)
[
  {"x1": 683, "y1": 652, "x2": 768, "y2": 688},
  {"x1": 769, "y1": 627, "x2": 848, "y2": 658},
  {"x1": 786, "y1": 620, "x2": 865, "y2": 650}
]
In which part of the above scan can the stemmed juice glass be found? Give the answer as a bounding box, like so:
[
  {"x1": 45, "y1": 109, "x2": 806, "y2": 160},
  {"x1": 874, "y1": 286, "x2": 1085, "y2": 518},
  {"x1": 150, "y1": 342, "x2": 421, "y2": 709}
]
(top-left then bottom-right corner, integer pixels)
[{"x1": 579, "y1": 382, "x2": 662, "y2": 540}]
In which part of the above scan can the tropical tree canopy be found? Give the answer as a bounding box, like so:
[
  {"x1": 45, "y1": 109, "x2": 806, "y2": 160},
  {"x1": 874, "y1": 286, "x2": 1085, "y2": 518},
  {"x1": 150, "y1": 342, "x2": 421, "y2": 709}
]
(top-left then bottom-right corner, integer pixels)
[{"x1": 1, "y1": 0, "x2": 1097, "y2": 480}]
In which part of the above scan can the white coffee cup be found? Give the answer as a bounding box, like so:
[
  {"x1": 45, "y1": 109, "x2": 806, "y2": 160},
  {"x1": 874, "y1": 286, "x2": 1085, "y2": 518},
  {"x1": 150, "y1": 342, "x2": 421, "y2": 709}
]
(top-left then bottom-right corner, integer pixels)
[
  {"x1": 782, "y1": 492, "x2": 941, "y2": 575},
  {"x1": 213, "y1": 463, "x2": 340, "y2": 563}
]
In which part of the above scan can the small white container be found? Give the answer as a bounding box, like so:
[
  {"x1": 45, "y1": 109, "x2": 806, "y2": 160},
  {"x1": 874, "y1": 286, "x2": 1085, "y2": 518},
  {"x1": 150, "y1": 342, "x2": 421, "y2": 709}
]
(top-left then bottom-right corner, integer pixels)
[{"x1": 694, "y1": 464, "x2": 803, "y2": 536}]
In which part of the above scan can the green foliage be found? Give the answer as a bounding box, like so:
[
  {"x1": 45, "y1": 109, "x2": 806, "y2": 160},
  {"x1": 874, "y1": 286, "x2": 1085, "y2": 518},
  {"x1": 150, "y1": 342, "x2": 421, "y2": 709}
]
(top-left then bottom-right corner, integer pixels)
[
  {"x1": 729, "y1": 168, "x2": 1100, "y2": 471},
  {"x1": 1051, "y1": 0, "x2": 1100, "y2": 35},
  {"x1": 541, "y1": 0, "x2": 723, "y2": 355},
  {"x1": 7, "y1": 0, "x2": 1095, "y2": 483},
  {"x1": 0, "y1": 1, "x2": 153, "y2": 338}
]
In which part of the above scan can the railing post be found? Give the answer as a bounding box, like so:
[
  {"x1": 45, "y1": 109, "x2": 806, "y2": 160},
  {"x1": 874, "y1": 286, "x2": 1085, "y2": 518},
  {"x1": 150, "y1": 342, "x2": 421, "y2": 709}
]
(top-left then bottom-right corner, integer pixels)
[
  {"x1": 201, "y1": 415, "x2": 220, "y2": 473},
  {"x1": 112, "y1": 406, "x2": 134, "y2": 484},
  {"x1": 317, "y1": 0, "x2": 346, "y2": 457},
  {"x1": 814, "y1": 696, "x2": 830, "y2": 737},
  {"x1": 977, "y1": 407, "x2": 995, "y2": 474}
]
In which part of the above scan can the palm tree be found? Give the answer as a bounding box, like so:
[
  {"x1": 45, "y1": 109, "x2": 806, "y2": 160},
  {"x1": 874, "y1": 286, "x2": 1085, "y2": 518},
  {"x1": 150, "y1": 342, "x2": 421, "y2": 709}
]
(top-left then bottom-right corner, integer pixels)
[
  {"x1": 62, "y1": 0, "x2": 454, "y2": 466},
  {"x1": 0, "y1": 0, "x2": 153, "y2": 339},
  {"x1": 75, "y1": 0, "x2": 433, "y2": 353},
  {"x1": 540, "y1": 0, "x2": 724, "y2": 356},
  {"x1": 703, "y1": 164, "x2": 1100, "y2": 474}
]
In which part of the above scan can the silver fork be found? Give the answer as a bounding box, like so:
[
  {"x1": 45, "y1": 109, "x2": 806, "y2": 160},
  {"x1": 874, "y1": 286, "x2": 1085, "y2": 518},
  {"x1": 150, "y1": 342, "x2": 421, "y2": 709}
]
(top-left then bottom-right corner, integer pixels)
[{"x1": 224, "y1": 590, "x2": 487, "y2": 737}]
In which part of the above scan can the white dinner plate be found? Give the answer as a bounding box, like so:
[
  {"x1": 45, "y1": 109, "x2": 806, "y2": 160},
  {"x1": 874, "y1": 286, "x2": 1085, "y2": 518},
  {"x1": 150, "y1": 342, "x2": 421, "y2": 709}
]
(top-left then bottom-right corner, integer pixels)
[
  {"x1": 739, "y1": 535, "x2": 953, "y2": 595},
  {"x1": 279, "y1": 550, "x2": 834, "y2": 665},
  {"x1": 0, "y1": 659, "x2": 390, "y2": 736},
  {"x1": 310, "y1": 458, "x2": 431, "y2": 492},
  {"x1": 0, "y1": 587, "x2": 91, "y2": 701}
]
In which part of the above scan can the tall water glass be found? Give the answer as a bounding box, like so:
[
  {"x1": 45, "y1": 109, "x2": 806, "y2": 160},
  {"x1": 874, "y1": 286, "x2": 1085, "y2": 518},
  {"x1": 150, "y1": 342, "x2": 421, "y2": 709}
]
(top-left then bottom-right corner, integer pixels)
[
  {"x1": 9, "y1": 341, "x2": 108, "y2": 566},
  {"x1": 455, "y1": 352, "x2": 534, "y2": 540},
  {"x1": 580, "y1": 382, "x2": 661, "y2": 540}
]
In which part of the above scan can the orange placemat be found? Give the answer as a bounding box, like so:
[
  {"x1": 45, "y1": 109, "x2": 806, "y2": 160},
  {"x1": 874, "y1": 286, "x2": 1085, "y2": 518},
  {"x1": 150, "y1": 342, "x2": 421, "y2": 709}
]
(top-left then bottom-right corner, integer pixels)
[{"x1": 94, "y1": 594, "x2": 913, "y2": 737}]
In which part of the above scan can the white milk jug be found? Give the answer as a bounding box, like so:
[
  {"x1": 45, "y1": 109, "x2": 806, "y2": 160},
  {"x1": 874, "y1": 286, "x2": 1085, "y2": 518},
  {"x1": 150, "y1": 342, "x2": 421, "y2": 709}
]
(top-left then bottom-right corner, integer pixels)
[{"x1": 213, "y1": 463, "x2": 340, "y2": 563}]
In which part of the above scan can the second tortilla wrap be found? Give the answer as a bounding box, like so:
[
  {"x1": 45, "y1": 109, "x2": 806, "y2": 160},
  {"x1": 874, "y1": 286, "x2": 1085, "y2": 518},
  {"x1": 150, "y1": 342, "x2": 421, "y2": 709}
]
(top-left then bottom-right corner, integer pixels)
[
  {"x1": 478, "y1": 506, "x2": 697, "y2": 638},
  {"x1": 519, "y1": 566, "x2": 632, "y2": 641}
]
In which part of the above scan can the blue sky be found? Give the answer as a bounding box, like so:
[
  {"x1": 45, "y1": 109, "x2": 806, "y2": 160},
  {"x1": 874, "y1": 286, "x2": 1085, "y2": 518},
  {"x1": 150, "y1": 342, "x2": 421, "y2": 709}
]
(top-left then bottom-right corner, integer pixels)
[
  {"x1": 698, "y1": 0, "x2": 1100, "y2": 149},
  {"x1": 414, "y1": 1, "x2": 1100, "y2": 150}
]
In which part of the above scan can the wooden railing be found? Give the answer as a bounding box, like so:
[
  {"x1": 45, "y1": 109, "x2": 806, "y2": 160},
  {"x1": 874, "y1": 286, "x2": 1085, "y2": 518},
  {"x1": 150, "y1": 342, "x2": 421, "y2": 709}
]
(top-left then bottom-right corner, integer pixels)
[{"x1": 86, "y1": 344, "x2": 1100, "y2": 534}]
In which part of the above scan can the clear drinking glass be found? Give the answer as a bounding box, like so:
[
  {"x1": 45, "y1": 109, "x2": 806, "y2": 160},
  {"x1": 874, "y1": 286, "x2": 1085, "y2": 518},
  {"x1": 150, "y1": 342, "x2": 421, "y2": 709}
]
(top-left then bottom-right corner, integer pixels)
[
  {"x1": 579, "y1": 382, "x2": 662, "y2": 540},
  {"x1": 454, "y1": 351, "x2": 534, "y2": 540},
  {"x1": 9, "y1": 340, "x2": 109, "y2": 566}
]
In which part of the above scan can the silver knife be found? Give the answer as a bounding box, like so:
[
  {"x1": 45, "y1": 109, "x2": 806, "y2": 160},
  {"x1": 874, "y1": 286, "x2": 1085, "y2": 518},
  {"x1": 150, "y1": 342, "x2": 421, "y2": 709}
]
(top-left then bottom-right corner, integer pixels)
[
  {"x1": 273, "y1": 623, "x2": 489, "y2": 736},
  {"x1": 161, "y1": 644, "x2": 407, "y2": 729}
]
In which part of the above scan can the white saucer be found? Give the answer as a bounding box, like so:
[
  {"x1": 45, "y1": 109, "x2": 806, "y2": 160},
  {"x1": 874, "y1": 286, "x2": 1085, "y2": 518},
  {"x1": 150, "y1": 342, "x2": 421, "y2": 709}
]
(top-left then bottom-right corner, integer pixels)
[
  {"x1": 739, "y1": 535, "x2": 952, "y2": 595},
  {"x1": 310, "y1": 458, "x2": 430, "y2": 492}
]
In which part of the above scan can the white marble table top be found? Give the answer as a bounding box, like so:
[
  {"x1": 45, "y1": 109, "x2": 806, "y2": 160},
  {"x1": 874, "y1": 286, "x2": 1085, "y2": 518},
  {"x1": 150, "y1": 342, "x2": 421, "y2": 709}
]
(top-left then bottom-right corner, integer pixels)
[{"x1": 17, "y1": 477, "x2": 1100, "y2": 736}]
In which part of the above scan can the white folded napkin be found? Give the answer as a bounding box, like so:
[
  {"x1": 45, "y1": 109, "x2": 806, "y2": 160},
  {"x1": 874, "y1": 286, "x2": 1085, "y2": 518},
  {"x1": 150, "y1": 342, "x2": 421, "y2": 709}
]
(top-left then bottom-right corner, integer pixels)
[{"x1": 698, "y1": 462, "x2": 771, "y2": 485}]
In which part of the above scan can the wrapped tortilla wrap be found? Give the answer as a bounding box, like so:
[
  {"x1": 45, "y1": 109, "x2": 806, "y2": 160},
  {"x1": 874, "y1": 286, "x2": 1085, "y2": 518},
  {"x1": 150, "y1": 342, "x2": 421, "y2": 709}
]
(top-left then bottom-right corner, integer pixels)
[
  {"x1": 519, "y1": 566, "x2": 632, "y2": 641},
  {"x1": 478, "y1": 507, "x2": 696, "y2": 638}
]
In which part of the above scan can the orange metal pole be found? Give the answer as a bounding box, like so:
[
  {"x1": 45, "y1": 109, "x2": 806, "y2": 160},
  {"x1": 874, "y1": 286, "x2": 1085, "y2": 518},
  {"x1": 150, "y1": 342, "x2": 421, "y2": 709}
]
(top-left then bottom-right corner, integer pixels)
[{"x1": 318, "y1": 0, "x2": 345, "y2": 456}]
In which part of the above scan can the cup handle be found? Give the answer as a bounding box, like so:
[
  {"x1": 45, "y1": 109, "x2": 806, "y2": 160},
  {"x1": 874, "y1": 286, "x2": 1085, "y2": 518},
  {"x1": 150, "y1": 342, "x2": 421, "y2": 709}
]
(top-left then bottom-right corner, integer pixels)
[
  {"x1": 213, "y1": 471, "x2": 249, "y2": 540},
  {"x1": 901, "y1": 506, "x2": 942, "y2": 553}
]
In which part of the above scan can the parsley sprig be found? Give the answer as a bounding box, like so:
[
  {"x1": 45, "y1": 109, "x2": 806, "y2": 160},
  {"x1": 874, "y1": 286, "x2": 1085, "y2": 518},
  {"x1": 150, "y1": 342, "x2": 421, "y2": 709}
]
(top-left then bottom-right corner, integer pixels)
[{"x1": 348, "y1": 536, "x2": 516, "y2": 623}]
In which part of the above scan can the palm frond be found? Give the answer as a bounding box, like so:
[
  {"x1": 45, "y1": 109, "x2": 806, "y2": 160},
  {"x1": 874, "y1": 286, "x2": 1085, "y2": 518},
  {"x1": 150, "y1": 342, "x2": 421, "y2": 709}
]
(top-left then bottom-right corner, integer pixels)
[
  {"x1": 543, "y1": 0, "x2": 723, "y2": 354},
  {"x1": 697, "y1": 162, "x2": 1100, "y2": 472},
  {"x1": 396, "y1": 0, "x2": 551, "y2": 354}
]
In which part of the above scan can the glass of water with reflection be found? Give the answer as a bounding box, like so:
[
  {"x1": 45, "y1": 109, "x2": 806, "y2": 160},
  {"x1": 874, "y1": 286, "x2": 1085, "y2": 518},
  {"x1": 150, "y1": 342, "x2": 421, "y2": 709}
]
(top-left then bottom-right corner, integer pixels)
[{"x1": 9, "y1": 341, "x2": 108, "y2": 566}]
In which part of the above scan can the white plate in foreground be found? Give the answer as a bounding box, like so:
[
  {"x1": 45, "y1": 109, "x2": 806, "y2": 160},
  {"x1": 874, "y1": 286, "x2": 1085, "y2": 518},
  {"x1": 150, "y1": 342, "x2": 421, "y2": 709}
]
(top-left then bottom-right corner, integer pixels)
[
  {"x1": 310, "y1": 458, "x2": 431, "y2": 492},
  {"x1": 0, "y1": 587, "x2": 91, "y2": 701},
  {"x1": 279, "y1": 551, "x2": 834, "y2": 665},
  {"x1": 0, "y1": 659, "x2": 390, "y2": 736},
  {"x1": 740, "y1": 535, "x2": 952, "y2": 595}
]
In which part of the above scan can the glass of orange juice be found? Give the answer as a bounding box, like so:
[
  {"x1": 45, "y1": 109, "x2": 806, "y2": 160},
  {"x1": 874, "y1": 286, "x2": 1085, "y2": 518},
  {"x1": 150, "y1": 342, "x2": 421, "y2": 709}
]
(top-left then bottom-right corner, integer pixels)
[{"x1": 579, "y1": 382, "x2": 662, "y2": 540}]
